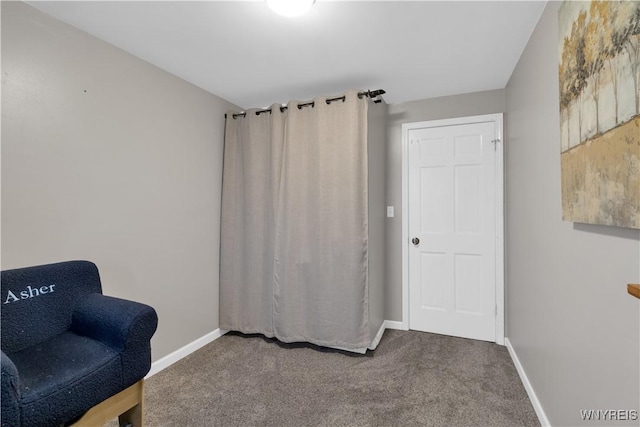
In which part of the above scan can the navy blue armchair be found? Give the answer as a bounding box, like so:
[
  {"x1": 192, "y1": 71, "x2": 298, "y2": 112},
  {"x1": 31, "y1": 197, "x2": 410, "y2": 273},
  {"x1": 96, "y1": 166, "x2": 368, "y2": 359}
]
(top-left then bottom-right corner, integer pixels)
[{"x1": 1, "y1": 261, "x2": 158, "y2": 427}]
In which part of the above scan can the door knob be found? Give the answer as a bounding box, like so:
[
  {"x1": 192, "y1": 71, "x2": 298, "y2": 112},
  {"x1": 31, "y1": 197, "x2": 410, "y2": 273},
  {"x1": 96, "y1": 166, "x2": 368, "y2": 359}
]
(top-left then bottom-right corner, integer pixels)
[{"x1": 412, "y1": 237, "x2": 420, "y2": 245}]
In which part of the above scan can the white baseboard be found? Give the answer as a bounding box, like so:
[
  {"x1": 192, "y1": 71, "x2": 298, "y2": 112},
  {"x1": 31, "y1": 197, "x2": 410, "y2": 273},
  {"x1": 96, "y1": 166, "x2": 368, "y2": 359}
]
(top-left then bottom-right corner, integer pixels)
[
  {"x1": 505, "y1": 337, "x2": 551, "y2": 427},
  {"x1": 384, "y1": 320, "x2": 409, "y2": 330},
  {"x1": 368, "y1": 321, "x2": 387, "y2": 350},
  {"x1": 146, "y1": 328, "x2": 227, "y2": 378}
]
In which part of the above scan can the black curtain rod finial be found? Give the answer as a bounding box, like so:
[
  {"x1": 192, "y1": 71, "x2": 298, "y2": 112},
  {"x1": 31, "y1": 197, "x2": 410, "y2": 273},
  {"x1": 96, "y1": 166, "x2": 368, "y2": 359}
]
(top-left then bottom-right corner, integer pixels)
[{"x1": 369, "y1": 89, "x2": 386, "y2": 98}]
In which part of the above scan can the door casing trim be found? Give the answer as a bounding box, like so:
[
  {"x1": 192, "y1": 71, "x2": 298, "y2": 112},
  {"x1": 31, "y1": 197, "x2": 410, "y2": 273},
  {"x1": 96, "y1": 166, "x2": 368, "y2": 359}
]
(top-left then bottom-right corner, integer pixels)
[{"x1": 401, "y1": 113, "x2": 505, "y2": 345}]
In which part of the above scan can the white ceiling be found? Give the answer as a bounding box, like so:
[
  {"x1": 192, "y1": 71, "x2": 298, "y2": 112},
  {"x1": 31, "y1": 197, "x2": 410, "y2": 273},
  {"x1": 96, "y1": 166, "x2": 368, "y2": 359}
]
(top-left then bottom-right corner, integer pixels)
[{"x1": 27, "y1": 1, "x2": 547, "y2": 108}]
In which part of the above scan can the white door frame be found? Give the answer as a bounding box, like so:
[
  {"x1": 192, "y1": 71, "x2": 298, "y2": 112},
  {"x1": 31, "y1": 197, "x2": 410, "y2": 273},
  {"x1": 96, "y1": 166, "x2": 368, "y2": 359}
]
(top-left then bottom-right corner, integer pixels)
[{"x1": 401, "y1": 113, "x2": 504, "y2": 345}]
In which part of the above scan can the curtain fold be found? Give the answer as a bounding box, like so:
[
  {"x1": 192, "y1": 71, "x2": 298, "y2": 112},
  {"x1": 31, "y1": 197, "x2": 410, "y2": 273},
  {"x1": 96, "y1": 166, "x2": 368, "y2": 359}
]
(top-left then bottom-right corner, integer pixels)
[
  {"x1": 220, "y1": 89, "x2": 370, "y2": 349},
  {"x1": 220, "y1": 105, "x2": 284, "y2": 336}
]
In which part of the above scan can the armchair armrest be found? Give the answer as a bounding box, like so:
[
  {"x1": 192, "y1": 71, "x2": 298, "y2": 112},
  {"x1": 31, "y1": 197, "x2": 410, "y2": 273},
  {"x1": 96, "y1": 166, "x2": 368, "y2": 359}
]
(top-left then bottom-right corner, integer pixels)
[
  {"x1": 71, "y1": 294, "x2": 158, "y2": 352},
  {"x1": 1, "y1": 351, "x2": 21, "y2": 427}
]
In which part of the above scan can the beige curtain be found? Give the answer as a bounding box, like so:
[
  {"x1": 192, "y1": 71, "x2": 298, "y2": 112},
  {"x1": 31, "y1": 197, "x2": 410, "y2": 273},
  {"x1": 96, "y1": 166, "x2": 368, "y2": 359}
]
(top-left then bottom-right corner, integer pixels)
[{"x1": 220, "y1": 89, "x2": 370, "y2": 349}]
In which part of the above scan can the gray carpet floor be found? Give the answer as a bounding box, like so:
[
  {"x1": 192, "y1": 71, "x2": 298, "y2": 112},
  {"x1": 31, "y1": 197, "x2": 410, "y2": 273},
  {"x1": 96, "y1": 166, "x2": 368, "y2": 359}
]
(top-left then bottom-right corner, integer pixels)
[{"x1": 131, "y1": 330, "x2": 539, "y2": 426}]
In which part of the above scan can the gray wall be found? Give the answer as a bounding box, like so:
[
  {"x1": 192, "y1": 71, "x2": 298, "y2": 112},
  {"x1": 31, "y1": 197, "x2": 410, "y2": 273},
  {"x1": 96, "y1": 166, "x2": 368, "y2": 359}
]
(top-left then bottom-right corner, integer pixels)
[
  {"x1": 384, "y1": 90, "x2": 505, "y2": 321},
  {"x1": 1, "y1": 2, "x2": 239, "y2": 361},
  {"x1": 505, "y1": 3, "x2": 640, "y2": 426}
]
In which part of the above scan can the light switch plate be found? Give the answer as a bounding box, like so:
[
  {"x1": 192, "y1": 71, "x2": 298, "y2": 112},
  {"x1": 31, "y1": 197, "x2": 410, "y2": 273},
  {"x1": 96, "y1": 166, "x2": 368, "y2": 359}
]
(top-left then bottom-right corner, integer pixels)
[{"x1": 387, "y1": 206, "x2": 394, "y2": 218}]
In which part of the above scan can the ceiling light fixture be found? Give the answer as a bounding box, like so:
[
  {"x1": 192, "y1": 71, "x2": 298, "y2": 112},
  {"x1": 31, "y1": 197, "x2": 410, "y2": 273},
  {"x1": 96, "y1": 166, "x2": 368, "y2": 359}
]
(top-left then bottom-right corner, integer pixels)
[{"x1": 266, "y1": 0, "x2": 315, "y2": 17}]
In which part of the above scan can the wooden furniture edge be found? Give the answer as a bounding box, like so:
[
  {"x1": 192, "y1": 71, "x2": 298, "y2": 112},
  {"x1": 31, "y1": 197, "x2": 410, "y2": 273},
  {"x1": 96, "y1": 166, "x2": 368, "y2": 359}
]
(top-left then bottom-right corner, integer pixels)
[
  {"x1": 70, "y1": 379, "x2": 144, "y2": 427},
  {"x1": 628, "y1": 284, "x2": 640, "y2": 300}
]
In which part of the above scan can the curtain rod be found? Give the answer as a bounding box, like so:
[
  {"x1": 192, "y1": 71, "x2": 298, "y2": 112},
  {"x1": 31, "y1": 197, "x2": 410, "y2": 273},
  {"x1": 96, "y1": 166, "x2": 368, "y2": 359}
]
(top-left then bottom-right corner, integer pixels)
[{"x1": 225, "y1": 89, "x2": 386, "y2": 119}]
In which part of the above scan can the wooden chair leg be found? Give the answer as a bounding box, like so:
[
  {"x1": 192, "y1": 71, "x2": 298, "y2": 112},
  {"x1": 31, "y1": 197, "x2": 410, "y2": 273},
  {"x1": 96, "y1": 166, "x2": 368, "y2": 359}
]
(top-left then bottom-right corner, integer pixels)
[{"x1": 118, "y1": 382, "x2": 144, "y2": 427}]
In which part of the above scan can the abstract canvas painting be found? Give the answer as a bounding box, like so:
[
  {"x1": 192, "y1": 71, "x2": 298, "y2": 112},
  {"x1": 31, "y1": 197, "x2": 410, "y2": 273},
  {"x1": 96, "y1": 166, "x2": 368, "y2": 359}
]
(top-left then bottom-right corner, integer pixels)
[{"x1": 559, "y1": 0, "x2": 639, "y2": 229}]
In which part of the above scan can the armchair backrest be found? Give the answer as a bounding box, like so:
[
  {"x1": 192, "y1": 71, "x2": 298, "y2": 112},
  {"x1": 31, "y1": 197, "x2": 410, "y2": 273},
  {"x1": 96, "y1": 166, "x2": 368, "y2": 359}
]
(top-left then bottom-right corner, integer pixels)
[{"x1": 1, "y1": 260, "x2": 103, "y2": 354}]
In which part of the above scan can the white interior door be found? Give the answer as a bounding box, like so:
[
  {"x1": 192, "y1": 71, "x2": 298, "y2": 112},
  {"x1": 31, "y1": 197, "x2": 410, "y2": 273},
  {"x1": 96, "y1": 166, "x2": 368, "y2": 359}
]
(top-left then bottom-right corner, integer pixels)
[{"x1": 407, "y1": 118, "x2": 499, "y2": 342}]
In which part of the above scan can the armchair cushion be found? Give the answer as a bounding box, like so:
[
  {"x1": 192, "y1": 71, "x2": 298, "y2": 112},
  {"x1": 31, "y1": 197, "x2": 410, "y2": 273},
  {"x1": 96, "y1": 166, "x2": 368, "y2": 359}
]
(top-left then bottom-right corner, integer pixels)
[{"x1": 8, "y1": 332, "x2": 122, "y2": 427}]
